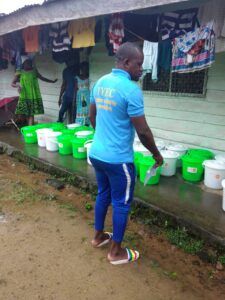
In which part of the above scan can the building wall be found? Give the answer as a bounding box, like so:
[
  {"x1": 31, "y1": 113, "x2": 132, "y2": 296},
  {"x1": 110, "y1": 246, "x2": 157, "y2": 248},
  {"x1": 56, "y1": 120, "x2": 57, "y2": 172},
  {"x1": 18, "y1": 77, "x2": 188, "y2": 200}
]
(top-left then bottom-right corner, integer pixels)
[{"x1": 89, "y1": 42, "x2": 225, "y2": 153}]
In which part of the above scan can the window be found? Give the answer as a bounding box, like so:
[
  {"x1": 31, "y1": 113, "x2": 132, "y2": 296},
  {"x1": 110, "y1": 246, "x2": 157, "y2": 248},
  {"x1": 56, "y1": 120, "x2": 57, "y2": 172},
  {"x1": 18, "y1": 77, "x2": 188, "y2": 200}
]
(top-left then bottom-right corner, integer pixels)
[{"x1": 142, "y1": 69, "x2": 208, "y2": 96}]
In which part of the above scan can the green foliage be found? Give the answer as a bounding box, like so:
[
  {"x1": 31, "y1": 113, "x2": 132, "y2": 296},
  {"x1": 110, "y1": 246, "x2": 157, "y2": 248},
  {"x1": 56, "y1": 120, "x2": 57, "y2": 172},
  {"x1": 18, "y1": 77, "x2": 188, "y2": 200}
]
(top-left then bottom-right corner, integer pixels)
[
  {"x1": 218, "y1": 255, "x2": 225, "y2": 265},
  {"x1": 166, "y1": 227, "x2": 203, "y2": 255},
  {"x1": 85, "y1": 202, "x2": 93, "y2": 211}
]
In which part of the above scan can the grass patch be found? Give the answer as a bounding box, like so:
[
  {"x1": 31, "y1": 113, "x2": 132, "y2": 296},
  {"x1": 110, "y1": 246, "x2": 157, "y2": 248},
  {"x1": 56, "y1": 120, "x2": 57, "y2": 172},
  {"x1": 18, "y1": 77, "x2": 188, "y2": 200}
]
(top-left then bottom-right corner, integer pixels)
[
  {"x1": 218, "y1": 255, "x2": 225, "y2": 265},
  {"x1": 59, "y1": 203, "x2": 77, "y2": 212},
  {"x1": 166, "y1": 227, "x2": 203, "y2": 255}
]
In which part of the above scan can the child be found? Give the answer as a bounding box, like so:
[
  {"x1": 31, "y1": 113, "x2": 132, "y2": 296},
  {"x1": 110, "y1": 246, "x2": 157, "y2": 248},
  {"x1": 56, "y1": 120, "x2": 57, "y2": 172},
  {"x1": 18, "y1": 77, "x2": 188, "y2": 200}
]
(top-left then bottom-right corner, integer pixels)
[
  {"x1": 11, "y1": 56, "x2": 57, "y2": 125},
  {"x1": 74, "y1": 61, "x2": 90, "y2": 126}
]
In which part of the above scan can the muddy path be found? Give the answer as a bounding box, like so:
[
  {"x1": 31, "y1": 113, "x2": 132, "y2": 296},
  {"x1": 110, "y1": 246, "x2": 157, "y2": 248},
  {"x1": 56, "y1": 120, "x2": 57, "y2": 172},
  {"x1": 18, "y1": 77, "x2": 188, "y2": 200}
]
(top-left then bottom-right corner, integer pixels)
[{"x1": 0, "y1": 154, "x2": 225, "y2": 300}]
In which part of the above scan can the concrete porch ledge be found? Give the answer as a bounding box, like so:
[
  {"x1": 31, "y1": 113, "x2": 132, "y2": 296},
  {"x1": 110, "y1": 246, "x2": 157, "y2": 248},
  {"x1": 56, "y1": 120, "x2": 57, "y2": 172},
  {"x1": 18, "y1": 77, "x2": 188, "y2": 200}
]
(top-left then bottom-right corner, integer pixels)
[{"x1": 0, "y1": 127, "x2": 225, "y2": 250}]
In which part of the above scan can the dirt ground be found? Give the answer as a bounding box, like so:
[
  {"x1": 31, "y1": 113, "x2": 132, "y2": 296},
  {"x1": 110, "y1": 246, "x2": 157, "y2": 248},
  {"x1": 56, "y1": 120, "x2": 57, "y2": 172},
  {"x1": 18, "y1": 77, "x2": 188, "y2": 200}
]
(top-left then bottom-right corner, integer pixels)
[{"x1": 0, "y1": 155, "x2": 225, "y2": 300}]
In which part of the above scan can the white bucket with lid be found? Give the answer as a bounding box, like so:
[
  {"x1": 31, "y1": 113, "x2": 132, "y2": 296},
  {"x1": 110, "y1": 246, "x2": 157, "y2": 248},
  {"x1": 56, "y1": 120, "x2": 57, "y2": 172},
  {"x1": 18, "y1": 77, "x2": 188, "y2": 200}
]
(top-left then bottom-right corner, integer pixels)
[
  {"x1": 156, "y1": 139, "x2": 166, "y2": 150},
  {"x1": 75, "y1": 130, "x2": 93, "y2": 138},
  {"x1": 84, "y1": 140, "x2": 93, "y2": 166},
  {"x1": 160, "y1": 150, "x2": 180, "y2": 176},
  {"x1": 36, "y1": 128, "x2": 53, "y2": 147},
  {"x1": 166, "y1": 143, "x2": 188, "y2": 167},
  {"x1": 222, "y1": 179, "x2": 225, "y2": 211},
  {"x1": 66, "y1": 123, "x2": 81, "y2": 129},
  {"x1": 215, "y1": 154, "x2": 225, "y2": 164},
  {"x1": 45, "y1": 131, "x2": 62, "y2": 152},
  {"x1": 203, "y1": 160, "x2": 225, "y2": 189}
]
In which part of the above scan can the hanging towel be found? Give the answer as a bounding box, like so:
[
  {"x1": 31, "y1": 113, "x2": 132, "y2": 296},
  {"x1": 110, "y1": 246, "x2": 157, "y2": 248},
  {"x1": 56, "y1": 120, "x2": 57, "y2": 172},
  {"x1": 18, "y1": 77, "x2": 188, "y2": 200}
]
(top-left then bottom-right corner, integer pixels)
[
  {"x1": 108, "y1": 13, "x2": 124, "y2": 53},
  {"x1": 68, "y1": 17, "x2": 96, "y2": 49},
  {"x1": 142, "y1": 41, "x2": 158, "y2": 81},
  {"x1": 49, "y1": 22, "x2": 71, "y2": 52},
  {"x1": 22, "y1": 26, "x2": 40, "y2": 53},
  {"x1": 160, "y1": 8, "x2": 199, "y2": 40},
  {"x1": 158, "y1": 39, "x2": 172, "y2": 72},
  {"x1": 171, "y1": 21, "x2": 215, "y2": 73}
]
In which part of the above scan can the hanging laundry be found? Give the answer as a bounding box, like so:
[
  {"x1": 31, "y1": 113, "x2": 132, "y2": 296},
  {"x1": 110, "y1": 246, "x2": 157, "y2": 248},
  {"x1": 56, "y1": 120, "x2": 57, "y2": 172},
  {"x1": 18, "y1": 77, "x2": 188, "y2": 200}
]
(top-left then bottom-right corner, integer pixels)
[
  {"x1": 142, "y1": 41, "x2": 158, "y2": 81},
  {"x1": 108, "y1": 13, "x2": 124, "y2": 53},
  {"x1": 49, "y1": 22, "x2": 71, "y2": 52},
  {"x1": 158, "y1": 39, "x2": 172, "y2": 72},
  {"x1": 198, "y1": 0, "x2": 225, "y2": 38},
  {"x1": 22, "y1": 26, "x2": 40, "y2": 53},
  {"x1": 171, "y1": 21, "x2": 215, "y2": 73},
  {"x1": 124, "y1": 13, "x2": 158, "y2": 42},
  {"x1": 68, "y1": 17, "x2": 96, "y2": 49},
  {"x1": 160, "y1": 8, "x2": 199, "y2": 41}
]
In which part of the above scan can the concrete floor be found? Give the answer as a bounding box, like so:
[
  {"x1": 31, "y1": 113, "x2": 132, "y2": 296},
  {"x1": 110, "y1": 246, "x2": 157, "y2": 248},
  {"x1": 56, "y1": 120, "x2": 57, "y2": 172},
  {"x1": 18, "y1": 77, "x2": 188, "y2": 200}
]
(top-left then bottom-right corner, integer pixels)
[{"x1": 1, "y1": 126, "x2": 225, "y2": 245}]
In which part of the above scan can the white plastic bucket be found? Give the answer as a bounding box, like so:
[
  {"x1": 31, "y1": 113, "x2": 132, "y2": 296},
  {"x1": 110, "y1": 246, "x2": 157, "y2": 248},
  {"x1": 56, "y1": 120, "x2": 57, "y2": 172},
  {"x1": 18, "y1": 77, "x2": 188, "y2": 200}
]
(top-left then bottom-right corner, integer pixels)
[
  {"x1": 166, "y1": 144, "x2": 188, "y2": 167},
  {"x1": 45, "y1": 131, "x2": 62, "y2": 152},
  {"x1": 160, "y1": 150, "x2": 180, "y2": 176},
  {"x1": 84, "y1": 140, "x2": 93, "y2": 166},
  {"x1": 66, "y1": 123, "x2": 81, "y2": 129},
  {"x1": 75, "y1": 130, "x2": 93, "y2": 138},
  {"x1": 36, "y1": 128, "x2": 53, "y2": 147},
  {"x1": 222, "y1": 179, "x2": 225, "y2": 211},
  {"x1": 155, "y1": 139, "x2": 166, "y2": 150},
  {"x1": 215, "y1": 154, "x2": 225, "y2": 164},
  {"x1": 203, "y1": 160, "x2": 225, "y2": 189}
]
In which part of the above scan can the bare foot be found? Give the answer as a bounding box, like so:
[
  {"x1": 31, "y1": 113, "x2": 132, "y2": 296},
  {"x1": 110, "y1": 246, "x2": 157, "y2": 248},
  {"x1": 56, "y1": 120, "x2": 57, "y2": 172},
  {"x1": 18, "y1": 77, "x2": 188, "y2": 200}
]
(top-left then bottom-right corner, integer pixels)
[
  {"x1": 107, "y1": 247, "x2": 128, "y2": 262},
  {"x1": 91, "y1": 232, "x2": 112, "y2": 247}
]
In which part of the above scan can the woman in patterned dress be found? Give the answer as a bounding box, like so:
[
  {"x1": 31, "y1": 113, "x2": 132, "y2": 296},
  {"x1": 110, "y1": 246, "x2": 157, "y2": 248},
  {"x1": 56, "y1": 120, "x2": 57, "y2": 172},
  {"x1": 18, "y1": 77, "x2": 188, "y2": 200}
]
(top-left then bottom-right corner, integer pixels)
[
  {"x1": 11, "y1": 57, "x2": 57, "y2": 125},
  {"x1": 74, "y1": 61, "x2": 90, "y2": 126}
]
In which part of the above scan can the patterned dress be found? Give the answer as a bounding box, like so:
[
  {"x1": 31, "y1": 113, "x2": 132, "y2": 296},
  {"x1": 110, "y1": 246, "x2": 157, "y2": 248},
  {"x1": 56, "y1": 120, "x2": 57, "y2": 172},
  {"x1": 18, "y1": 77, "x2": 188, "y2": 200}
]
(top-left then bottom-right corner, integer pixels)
[
  {"x1": 15, "y1": 69, "x2": 44, "y2": 116},
  {"x1": 75, "y1": 76, "x2": 90, "y2": 126}
]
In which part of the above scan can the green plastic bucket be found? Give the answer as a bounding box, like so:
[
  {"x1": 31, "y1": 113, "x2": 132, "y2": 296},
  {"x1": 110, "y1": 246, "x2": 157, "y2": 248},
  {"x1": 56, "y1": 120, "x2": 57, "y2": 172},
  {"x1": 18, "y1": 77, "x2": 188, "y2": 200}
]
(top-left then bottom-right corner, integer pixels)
[
  {"x1": 57, "y1": 135, "x2": 73, "y2": 155},
  {"x1": 51, "y1": 123, "x2": 65, "y2": 131},
  {"x1": 139, "y1": 156, "x2": 161, "y2": 185},
  {"x1": 21, "y1": 125, "x2": 38, "y2": 144},
  {"x1": 61, "y1": 129, "x2": 76, "y2": 136},
  {"x1": 181, "y1": 154, "x2": 205, "y2": 182},
  {"x1": 187, "y1": 148, "x2": 214, "y2": 160},
  {"x1": 71, "y1": 137, "x2": 87, "y2": 159},
  {"x1": 134, "y1": 152, "x2": 144, "y2": 177}
]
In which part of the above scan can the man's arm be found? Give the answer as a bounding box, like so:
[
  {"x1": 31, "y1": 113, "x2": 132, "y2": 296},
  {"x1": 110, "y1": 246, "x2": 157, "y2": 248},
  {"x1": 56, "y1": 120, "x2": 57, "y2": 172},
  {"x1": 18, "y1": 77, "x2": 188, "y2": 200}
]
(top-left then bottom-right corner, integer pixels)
[
  {"x1": 90, "y1": 103, "x2": 96, "y2": 129},
  {"x1": 58, "y1": 80, "x2": 66, "y2": 106},
  {"x1": 131, "y1": 115, "x2": 163, "y2": 167},
  {"x1": 36, "y1": 69, "x2": 57, "y2": 83}
]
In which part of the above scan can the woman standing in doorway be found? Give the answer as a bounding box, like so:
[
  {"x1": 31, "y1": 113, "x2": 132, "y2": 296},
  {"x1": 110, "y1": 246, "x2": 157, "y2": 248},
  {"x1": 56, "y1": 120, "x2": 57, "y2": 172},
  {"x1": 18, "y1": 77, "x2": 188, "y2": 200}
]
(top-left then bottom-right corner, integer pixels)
[{"x1": 11, "y1": 57, "x2": 57, "y2": 125}]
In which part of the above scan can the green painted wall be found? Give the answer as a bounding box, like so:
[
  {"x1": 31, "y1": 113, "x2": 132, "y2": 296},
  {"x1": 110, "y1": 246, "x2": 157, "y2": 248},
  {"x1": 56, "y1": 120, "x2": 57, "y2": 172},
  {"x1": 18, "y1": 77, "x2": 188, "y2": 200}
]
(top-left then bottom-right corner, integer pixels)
[{"x1": 89, "y1": 43, "x2": 225, "y2": 153}]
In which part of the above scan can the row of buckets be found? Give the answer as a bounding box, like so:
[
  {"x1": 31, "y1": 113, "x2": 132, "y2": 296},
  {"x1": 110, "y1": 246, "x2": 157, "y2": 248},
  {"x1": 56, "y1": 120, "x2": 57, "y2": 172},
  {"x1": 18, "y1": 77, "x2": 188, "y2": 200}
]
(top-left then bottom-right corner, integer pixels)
[
  {"x1": 21, "y1": 122, "x2": 94, "y2": 160},
  {"x1": 21, "y1": 125, "x2": 225, "y2": 195},
  {"x1": 134, "y1": 139, "x2": 225, "y2": 192}
]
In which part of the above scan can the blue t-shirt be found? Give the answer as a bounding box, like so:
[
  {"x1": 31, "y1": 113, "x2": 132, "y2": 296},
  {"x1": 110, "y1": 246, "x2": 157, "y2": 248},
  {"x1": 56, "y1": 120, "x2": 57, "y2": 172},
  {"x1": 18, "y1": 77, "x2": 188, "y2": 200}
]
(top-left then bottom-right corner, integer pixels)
[
  {"x1": 89, "y1": 69, "x2": 144, "y2": 164},
  {"x1": 63, "y1": 67, "x2": 75, "y2": 98}
]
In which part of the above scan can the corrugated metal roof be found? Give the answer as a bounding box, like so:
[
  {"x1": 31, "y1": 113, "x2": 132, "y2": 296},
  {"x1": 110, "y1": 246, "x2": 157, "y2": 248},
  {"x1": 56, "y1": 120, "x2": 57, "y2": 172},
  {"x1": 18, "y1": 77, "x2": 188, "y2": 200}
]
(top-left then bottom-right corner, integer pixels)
[{"x1": 0, "y1": 0, "x2": 57, "y2": 16}]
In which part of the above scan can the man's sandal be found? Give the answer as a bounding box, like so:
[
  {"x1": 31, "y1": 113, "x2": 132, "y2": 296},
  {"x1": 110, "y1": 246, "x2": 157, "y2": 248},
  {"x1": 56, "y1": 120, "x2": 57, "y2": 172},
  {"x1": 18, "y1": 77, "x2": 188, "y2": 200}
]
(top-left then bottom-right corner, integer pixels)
[
  {"x1": 92, "y1": 232, "x2": 113, "y2": 248},
  {"x1": 109, "y1": 248, "x2": 139, "y2": 265}
]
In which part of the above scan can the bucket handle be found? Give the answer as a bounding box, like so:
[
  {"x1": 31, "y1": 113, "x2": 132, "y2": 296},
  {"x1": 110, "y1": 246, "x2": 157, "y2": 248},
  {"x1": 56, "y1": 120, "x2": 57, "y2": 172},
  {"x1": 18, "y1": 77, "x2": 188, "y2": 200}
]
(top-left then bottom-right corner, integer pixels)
[{"x1": 84, "y1": 139, "x2": 93, "y2": 146}]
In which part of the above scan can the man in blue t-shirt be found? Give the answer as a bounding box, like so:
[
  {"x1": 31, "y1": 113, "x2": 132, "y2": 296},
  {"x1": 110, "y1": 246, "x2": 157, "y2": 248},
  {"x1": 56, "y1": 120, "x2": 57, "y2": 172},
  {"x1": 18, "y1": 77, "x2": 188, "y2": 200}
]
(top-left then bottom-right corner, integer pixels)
[
  {"x1": 89, "y1": 42, "x2": 163, "y2": 265},
  {"x1": 57, "y1": 62, "x2": 79, "y2": 123}
]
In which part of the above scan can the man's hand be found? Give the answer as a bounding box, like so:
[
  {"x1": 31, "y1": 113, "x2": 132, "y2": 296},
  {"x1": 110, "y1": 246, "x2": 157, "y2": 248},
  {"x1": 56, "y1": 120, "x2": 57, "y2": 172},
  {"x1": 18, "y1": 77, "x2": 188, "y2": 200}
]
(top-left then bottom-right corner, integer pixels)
[{"x1": 153, "y1": 153, "x2": 164, "y2": 168}]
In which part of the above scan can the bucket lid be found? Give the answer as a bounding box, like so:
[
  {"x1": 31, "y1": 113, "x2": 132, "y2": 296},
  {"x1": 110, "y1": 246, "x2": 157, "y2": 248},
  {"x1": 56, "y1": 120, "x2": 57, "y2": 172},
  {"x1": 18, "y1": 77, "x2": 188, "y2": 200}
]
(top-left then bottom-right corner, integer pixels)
[
  {"x1": 203, "y1": 160, "x2": 225, "y2": 170},
  {"x1": 160, "y1": 150, "x2": 180, "y2": 159},
  {"x1": 75, "y1": 130, "x2": 93, "y2": 137},
  {"x1": 166, "y1": 143, "x2": 187, "y2": 152},
  {"x1": 36, "y1": 128, "x2": 53, "y2": 133},
  {"x1": 67, "y1": 123, "x2": 81, "y2": 129},
  {"x1": 215, "y1": 154, "x2": 225, "y2": 163},
  {"x1": 156, "y1": 139, "x2": 165, "y2": 149}
]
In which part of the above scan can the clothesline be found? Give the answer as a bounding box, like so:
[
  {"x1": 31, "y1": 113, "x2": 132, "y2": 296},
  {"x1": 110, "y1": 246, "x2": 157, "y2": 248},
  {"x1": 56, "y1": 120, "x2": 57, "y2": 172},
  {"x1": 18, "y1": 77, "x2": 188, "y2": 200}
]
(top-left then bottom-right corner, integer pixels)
[{"x1": 124, "y1": 27, "x2": 145, "y2": 41}]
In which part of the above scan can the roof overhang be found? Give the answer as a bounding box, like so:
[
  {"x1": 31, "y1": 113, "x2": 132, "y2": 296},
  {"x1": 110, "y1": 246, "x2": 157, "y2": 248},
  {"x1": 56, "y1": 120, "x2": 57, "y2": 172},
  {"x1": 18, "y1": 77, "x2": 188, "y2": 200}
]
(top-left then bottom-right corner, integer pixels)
[{"x1": 0, "y1": 0, "x2": 197, "y2": 36}]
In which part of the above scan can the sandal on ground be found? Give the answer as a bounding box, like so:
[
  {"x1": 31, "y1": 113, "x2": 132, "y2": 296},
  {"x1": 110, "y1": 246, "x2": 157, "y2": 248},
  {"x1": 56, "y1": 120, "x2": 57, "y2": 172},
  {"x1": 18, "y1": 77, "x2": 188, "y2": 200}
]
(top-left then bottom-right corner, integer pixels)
[
  {"x1": 92, "y1": 232, "x2": 113, "y2": 248},
  {"x1": 109, "y1": 248, "x2": 140, "y2": 265}
]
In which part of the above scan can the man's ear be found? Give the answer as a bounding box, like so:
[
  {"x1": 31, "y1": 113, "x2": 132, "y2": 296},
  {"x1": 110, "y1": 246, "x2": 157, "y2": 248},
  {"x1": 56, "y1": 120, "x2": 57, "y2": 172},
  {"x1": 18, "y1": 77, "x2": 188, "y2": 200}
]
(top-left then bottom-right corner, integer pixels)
[{"x1": 123, "y1": 58, "x2": 130, "y2": 69}]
